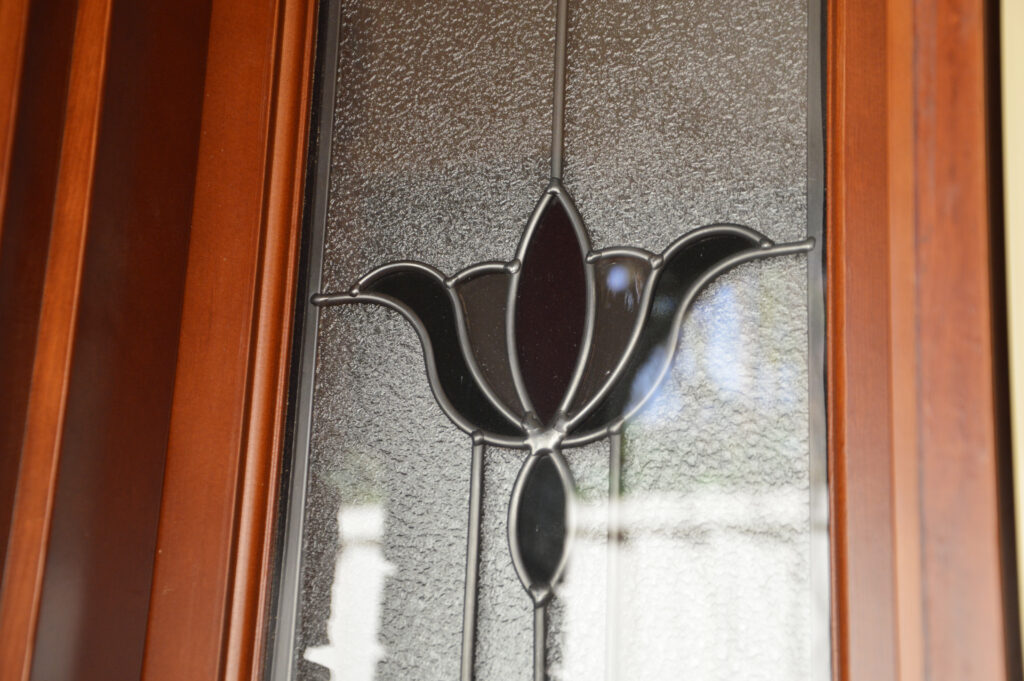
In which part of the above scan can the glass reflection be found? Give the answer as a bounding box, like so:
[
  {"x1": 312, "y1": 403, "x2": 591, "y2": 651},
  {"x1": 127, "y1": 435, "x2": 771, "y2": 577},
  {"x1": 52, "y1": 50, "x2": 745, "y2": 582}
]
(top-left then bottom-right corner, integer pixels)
[{"x1": 303, "y1": 505, "x2": 392, "y2": 681}]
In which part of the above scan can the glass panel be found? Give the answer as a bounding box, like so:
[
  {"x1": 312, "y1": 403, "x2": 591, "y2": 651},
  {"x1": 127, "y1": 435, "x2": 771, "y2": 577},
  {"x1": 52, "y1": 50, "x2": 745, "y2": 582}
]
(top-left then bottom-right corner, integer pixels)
[{"x1": 271, "y1": 0, "x2": 828, "y2": 679}]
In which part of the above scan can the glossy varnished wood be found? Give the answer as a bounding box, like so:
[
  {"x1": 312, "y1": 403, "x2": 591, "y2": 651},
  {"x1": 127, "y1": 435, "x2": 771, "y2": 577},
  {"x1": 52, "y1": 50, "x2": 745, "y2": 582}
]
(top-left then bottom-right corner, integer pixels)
[
  {"x1": 829, "y1": 0, "x2": 1018, "y2": 679},
  {"x1": 140, "y1": 0, "x2": 316, "y2": 678},
  {"x1": 912, "y1": 1, "x2": 1017, "y2": 677},
  {"x1": 0, "y1": 0, "x2": 78, "y2": 575},
  {"x1": 25, "y1": 1, "x2": 212, "y2": 678},
  {"x1": 0, "y1": 0, "x2": 30, "y2": 234},
  {"x1": 0, "y1": 0, "x2": 114, "y2": 676},
  {"x1": 827, "y1": 1, "x2": 899, "y2": 679},
  {"x1": 0, "y1": 0, "x2": 30, "y2": 243}
]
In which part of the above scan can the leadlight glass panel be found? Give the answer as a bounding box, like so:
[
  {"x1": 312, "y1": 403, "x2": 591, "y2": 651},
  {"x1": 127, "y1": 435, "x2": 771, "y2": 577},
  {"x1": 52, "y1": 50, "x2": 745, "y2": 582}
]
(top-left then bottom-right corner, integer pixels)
[{"x1": 271, "y1": 0, "x2": 828, "y2": 679}]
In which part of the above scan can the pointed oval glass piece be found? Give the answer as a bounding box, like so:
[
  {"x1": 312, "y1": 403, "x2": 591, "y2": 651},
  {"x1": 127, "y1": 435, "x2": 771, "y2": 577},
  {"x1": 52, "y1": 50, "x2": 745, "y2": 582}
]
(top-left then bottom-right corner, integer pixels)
[
  {"x1": 513, "y1": 454, "x2": 569, "y2": 593},
  {"x1": 514, "y1": 197, "x2": 587, "y2": 424}
]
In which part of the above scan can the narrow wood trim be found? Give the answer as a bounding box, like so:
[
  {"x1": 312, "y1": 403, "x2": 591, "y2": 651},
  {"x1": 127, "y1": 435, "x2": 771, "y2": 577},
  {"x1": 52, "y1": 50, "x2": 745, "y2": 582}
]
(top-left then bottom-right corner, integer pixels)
[
  {"x1": 0, "y1": 0, "x2": 114, "y2": 677},
  {"x1": 0, "y1": 0, "x2": 79, "y2": 575},
  {"x1": 0, "y1": 0, "x2": 30, "y2": 240},
  {"x1": 1001, "y1": 0, "x2": 1024, "y2": 657},
  {"x1": 912, "y1": 0, "x2": 1014, "y2": 677},
  {"x1": 222, "y1": 0, "x2": 316, "y2": 676},
  {"x1": 140, "y1": 0, "x2": 316, "y2": 678},
  {"x1": 830, "y1": 0, "x2": 1018, "y2": 679},
  {"x1": 885, "y1": 0, "x2": 925, "y2": 679},
  {"x1": 139, "y1": 1, "x2": 279, "y2": 675},
  {"x1": 827, "y1": 1, "x2": 900, "y2": 679}
]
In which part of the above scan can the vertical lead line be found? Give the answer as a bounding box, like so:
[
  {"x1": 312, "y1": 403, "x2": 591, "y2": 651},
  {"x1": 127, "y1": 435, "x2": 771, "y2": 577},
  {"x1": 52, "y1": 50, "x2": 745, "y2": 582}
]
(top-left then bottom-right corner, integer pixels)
[
  {"x1": 460, "y1": 439, "x2": 485, "y2": 681},
  {"x1": 605, "y1": 431, "x2": 623, "y2": 681},
  {"x1": 550, "y1": 0, "x2": 568, "y2": 180},
  {"x1": 534, "y1": 605, "x2": 547, "y2": 681}
]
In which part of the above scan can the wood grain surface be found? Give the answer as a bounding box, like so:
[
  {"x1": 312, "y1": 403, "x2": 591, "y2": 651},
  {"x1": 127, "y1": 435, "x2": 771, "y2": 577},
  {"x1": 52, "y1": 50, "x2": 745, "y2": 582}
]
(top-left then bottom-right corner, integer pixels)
[
  {"x1": 829, "y1": 0, "x2": 1019, "y2": 679},
  {"x1": 140, "y1": 0, "x2": 316, "y2": 679},
  {"x1": 0, "y1": 0, "x2": 78, "y2": 577},
  {"x1": 0, "y1": 1, "x2": 114, "y2": 677}
]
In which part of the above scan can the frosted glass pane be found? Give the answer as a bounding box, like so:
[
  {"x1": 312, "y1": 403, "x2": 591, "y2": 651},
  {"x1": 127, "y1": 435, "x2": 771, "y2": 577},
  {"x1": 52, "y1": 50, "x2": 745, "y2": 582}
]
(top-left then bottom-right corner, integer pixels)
[{"x1": 279, "y1": 0, "x2": 827, "y2": 679}]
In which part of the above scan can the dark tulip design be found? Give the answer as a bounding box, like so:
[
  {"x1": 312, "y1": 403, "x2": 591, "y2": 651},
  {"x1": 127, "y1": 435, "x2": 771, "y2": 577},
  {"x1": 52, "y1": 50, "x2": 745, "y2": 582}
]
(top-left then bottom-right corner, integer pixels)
[
  {"x1": 304, "y1": 1, "x2": 818, "y2": 678},
  {"x1": 312, "y1": 179, "x2": 813, "y2": 605}
]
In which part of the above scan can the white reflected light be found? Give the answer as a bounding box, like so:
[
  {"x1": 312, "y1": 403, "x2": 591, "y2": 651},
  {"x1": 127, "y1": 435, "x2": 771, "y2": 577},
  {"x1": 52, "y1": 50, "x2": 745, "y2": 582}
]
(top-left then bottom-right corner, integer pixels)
[
  {"x1": 606, "y1": 264, "x2": 630, "y2": 293},
  {"x1": 304, "y1": 504, "x2": 394, "y2": 681}
]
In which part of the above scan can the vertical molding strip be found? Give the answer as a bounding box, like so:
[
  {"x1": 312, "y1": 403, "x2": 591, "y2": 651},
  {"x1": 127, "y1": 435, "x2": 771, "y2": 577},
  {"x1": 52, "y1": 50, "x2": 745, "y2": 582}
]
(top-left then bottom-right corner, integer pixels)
[
  {"x1": 1003, "y1": 0, "x2": 1024, "y2": 662},
  {"x1": 831, "y1": 0, "x2": 1020, "y2": 679},
  {"x1": 222, "y1": 0, "x2": 317, "y2": 677},
  {"x1": 912, "y1": 0, "x2": 1016, "y2": 677},
  {"x1": 0, "y1": 0, "x2": 114, "y2": 678},
  {"x1": 141, "y1": 0, "x2": 317, "y2": 679},
  {"x1": 885, "y1": 0, "x2": 925, "y2": 679},
  {"x1": 827, "y1": 1, "x2": 901, "y2": 680},
  {"x1": 0, "y1": 0, "x2": 30, "y2": 244}
]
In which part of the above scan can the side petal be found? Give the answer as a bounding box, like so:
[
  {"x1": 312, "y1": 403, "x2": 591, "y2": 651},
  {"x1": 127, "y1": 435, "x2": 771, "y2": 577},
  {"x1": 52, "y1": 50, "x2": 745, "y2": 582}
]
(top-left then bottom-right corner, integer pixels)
[
  {"x1": 452, "y1": 264, "x2": 527, "y2": 421},
  {"x1": 567, "y1": 249, "x2": 653, "y2": 415},
  {"x1": 314, "y1": 262, "x2": 524, "y2": 442},
  {"x1": 565, "y1": 226, "x2": 812, "y2": 443}
]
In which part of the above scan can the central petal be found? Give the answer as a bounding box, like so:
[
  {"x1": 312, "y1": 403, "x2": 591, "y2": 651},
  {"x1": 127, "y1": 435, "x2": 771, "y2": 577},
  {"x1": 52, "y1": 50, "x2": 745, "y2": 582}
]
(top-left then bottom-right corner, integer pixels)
[{"x1": 513, "y1": 194, "x2": 588, "y2": 425}]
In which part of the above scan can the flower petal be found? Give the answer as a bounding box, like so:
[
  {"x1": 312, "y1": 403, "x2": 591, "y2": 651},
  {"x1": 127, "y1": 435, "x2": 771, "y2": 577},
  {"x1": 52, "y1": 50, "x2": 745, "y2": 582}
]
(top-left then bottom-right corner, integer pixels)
[
  {"x1": 568, "y1": 252, "x2": 652, "y2": 415},
  {"x1": 508, "y1": 452, "x2": 572, "y2": 602},
  {"x1": 568, "y1": 227, "x2": 766, "y2": 437},
  {"x1": 351, "y1": 263, "x2": 524, "y2": 439},
  {"x1": 454, "y1": 267, "x2": 527, "y2": 420},
  {"x1": 511, "y1": 193, "x2": 589, "y2": 425}
]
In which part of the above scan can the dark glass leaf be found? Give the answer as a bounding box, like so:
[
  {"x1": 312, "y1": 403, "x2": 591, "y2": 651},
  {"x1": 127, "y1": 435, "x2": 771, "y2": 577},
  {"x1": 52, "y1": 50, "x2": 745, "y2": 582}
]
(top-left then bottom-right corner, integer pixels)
[
  {"x1": 514, "y1": 198, "x2": 587, "y2": 424},
  {"x1": 363, "y1": 269, "x2": 521, "y2": 437},
  {"x1": 455, "y1": 270, "x2": 526, "y2": 419},
  {"x1": 569, "y1": 254, "x2": 651, "y2": 414},
  {"x1": 514, "y1": 454, "x2": 568, "y2": 589},
  {"x1": 572, "y1": 232, "x2": 758, "y2": 434}
]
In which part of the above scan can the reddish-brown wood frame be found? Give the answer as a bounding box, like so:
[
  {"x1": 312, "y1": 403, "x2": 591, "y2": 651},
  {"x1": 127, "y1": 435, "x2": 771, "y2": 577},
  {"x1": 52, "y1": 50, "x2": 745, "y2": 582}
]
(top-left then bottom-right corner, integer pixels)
[
  {"x1": 0, "y1": 0, "x2": 1017, "y2": 679},
  {"x1": 829, "y1": 2, "x2": 1019, "y2": 681},
  {"x1": 140, "y1": 0, "x2": 317, "y2": 679}
]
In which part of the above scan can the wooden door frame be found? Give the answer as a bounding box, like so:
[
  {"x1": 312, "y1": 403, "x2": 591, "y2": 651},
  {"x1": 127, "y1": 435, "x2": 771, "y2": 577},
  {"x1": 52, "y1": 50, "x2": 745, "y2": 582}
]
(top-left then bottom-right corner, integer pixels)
[
  {"x1": 0, "y1": 0, "x2": 1017, "y2": 679},
  {"x1": 829, "y1": 1, "x2": 1019, "y2": 680}
]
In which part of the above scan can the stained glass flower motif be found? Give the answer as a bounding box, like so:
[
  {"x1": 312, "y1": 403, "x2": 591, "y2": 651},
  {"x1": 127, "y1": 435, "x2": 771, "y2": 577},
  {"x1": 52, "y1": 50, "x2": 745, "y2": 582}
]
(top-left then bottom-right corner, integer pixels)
[{"x1": 312, "y1": 180, "x2": 812, "y2": 605}]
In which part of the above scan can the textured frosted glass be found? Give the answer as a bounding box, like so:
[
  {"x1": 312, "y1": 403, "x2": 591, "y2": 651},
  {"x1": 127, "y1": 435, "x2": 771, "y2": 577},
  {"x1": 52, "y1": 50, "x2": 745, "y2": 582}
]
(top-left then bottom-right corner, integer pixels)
[{"x1": 297, "y1": 0, "x2": 817, "y2": 679}]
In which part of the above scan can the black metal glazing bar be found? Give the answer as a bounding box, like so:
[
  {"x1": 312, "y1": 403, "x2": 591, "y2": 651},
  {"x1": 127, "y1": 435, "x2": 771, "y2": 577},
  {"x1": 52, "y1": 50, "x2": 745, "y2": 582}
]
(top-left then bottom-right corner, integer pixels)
[
  {"x1": 550, "y1": 0, "x2": 568, "y2": 180},
  {"x1": 806, "y1": 1, "x2": 831, "y2": 678},
  {"x1": 534, "y1": 604, "x2": 547, "y2": 681},
  {"x1": 605, "y1": 430, "x2": 623, "y2": 681},
  {"x1": 460, "y1": 437, "x2": 485, "y2": 681}
]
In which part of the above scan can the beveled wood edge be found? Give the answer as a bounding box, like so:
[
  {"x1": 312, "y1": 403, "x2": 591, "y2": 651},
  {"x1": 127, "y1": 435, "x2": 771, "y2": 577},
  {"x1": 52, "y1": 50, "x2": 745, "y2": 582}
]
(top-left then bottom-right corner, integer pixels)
[
  {"x1": 222, "y1": 0, "x2": 318, "y2": 677},
  {"x1": 825, "y1": 1, "x2": 847, "y2": 675},
  {"x1": 0, "y1": 0, "x2": 31, "y2": 248},
  {"x1": 829, "y1": 0, "x2": 1018, "y2": 680},
  {"x1": 139, "y1": 0, "x2": 318, "y2": 679},
  {"x1": 1002, "y1": 0, "x2": 1024, "y2": 661},
  {"x1": 827, "y1": 1, "x2": 901, "y2": 679},
  {"x1": 911, "y1": 0, "x2": 1018, "y2": 677},
  {"x1": 885, "y1": 0, "x2": 925, "y2": 680},
  {"x1": 0, "y1": 0, "x2": 114, "y2": 678}
]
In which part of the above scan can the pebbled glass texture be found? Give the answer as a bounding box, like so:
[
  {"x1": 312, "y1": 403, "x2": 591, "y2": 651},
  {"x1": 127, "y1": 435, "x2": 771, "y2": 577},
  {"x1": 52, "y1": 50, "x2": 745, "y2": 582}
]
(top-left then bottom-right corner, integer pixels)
[{"x1": 297, "y1": 0, "x2": 817, "y2": 679}]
